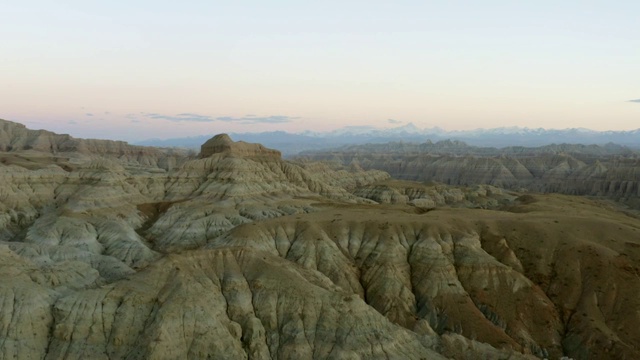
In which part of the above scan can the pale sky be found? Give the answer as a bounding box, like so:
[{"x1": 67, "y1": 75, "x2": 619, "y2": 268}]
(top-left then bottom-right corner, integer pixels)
[{"x1": 1, "y1": 1, "x2": 639, "y2": 141}]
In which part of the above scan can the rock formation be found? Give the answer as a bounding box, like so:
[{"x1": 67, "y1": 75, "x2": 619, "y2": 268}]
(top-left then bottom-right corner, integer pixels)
[
  {"x1": 298, "y1": 141, "x2": 640, "y2": 208},
  {"x1": 1, "y1": 119, "x2": 639, "y2": 359},
  {"x1": 0, "y1": 118, "x2": 189, "y2": 171},
  {"x1": 200, "y1": 133, "x2": 282, "y2": 159}
]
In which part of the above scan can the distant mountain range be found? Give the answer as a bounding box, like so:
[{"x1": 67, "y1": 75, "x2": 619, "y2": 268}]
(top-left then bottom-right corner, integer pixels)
[{"x1": 134, "y1": 123, "x2": 640, "y2": 156}]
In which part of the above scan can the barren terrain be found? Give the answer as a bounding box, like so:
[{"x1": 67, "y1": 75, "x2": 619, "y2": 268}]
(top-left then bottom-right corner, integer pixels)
[{"x1": 1, "y1": 119, "x2": 639, "y2": 359}]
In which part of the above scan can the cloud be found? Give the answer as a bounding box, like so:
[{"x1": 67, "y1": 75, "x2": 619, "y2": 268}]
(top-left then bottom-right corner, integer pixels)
[
  {"x1": 629, "y1": 99, "x2": 640, "y2": 103},
  {"x1": 142, "y1": 113, "x2": 298, "y2": 124},
  {"x1": 68, "y1": 120, "x2": 77, "y2": 125},
  {"x1": 387, "y1": 119, "x2": 402, "y2": 124},
  {"x1": 85, "y1": 113, "x2": 93, "y2": 116},
  {"x1": 145, "y1": 113, "x2": 215, "y2": 122},
  {"x1": 216, "y1": 115, "x2": 297, "y2": 124}
]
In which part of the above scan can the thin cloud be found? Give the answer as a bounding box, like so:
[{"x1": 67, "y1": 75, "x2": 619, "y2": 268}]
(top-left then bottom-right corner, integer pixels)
[
  {"x1": 216, "y1": 115, "x2": 297, "y2": 124},
  {"x1": 142, "y1": 113, "x2": 298, "y2": 124},
  {"x1": 85, "y1": 113, "x2": 94, "y2": 116},
  {"x1": 387, "y1": 119, "x2": 402, "y2": 124},
  {"x1": 68, "y1": 120, "x2": 77, "y2": 124},
  {"x1": 628, "y1": 99, "x2": 640, "y2": 103},
  {"x1": 145, "y1": 113, "x2": 215, "y2": 122}
]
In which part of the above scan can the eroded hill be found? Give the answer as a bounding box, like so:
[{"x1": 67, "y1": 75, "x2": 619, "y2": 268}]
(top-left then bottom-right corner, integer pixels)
[
  {"x1": 298, "y1": 140, "x2": 640, "y2": 209},
  {"x1": 1, "y1": 119, "x2": 639, "y2": 359}
]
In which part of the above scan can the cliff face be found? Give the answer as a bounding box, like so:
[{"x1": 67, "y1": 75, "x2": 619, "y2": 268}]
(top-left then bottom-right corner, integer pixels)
[{"x1": 2, "y1": 121, "x2": 640, "y2": 359}]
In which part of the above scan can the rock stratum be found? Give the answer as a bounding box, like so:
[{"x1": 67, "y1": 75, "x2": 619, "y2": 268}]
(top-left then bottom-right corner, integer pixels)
[{"x1": 1, "y1": 118, "x2": 639, "y2": 359}]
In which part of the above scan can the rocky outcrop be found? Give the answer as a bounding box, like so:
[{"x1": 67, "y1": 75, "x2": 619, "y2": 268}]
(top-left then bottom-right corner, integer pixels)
[{"x1": 200, "y1": 133, "x2": 282, "y2": 159}]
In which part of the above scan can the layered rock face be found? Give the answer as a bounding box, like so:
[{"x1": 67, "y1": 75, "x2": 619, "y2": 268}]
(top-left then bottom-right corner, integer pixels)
[
  {"x1": 200, "y1": 133, "x2": 282, "y2": 159},
  {"x1": 1, "y1": 120, "x2": 639, "y2": 359},
  {"x1": 298, "y1": 141, "x2": 640, "y2": 207}
]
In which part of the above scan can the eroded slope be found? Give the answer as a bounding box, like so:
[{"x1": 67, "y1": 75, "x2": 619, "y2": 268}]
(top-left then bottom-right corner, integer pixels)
[
  {"x1": 211, "y1": 195, "x2": 640, "y2": 359},
  {"x1": 1, "y1": 122, "x2": 638, "y2": 359}
]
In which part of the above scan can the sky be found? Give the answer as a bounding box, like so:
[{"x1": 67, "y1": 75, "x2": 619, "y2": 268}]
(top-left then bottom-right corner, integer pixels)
[{"x1": 1, "y1": 1, "x2": 639, "y2": 141}]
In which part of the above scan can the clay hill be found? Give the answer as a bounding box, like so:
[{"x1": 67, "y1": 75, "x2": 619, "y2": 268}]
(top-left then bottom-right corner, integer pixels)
[
  {"x1": 1, "y1": 118, "x2": 640, "y2": 359},
  {"x1": 299, "y1": 140, "x2": 640, "y2": 209}
]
